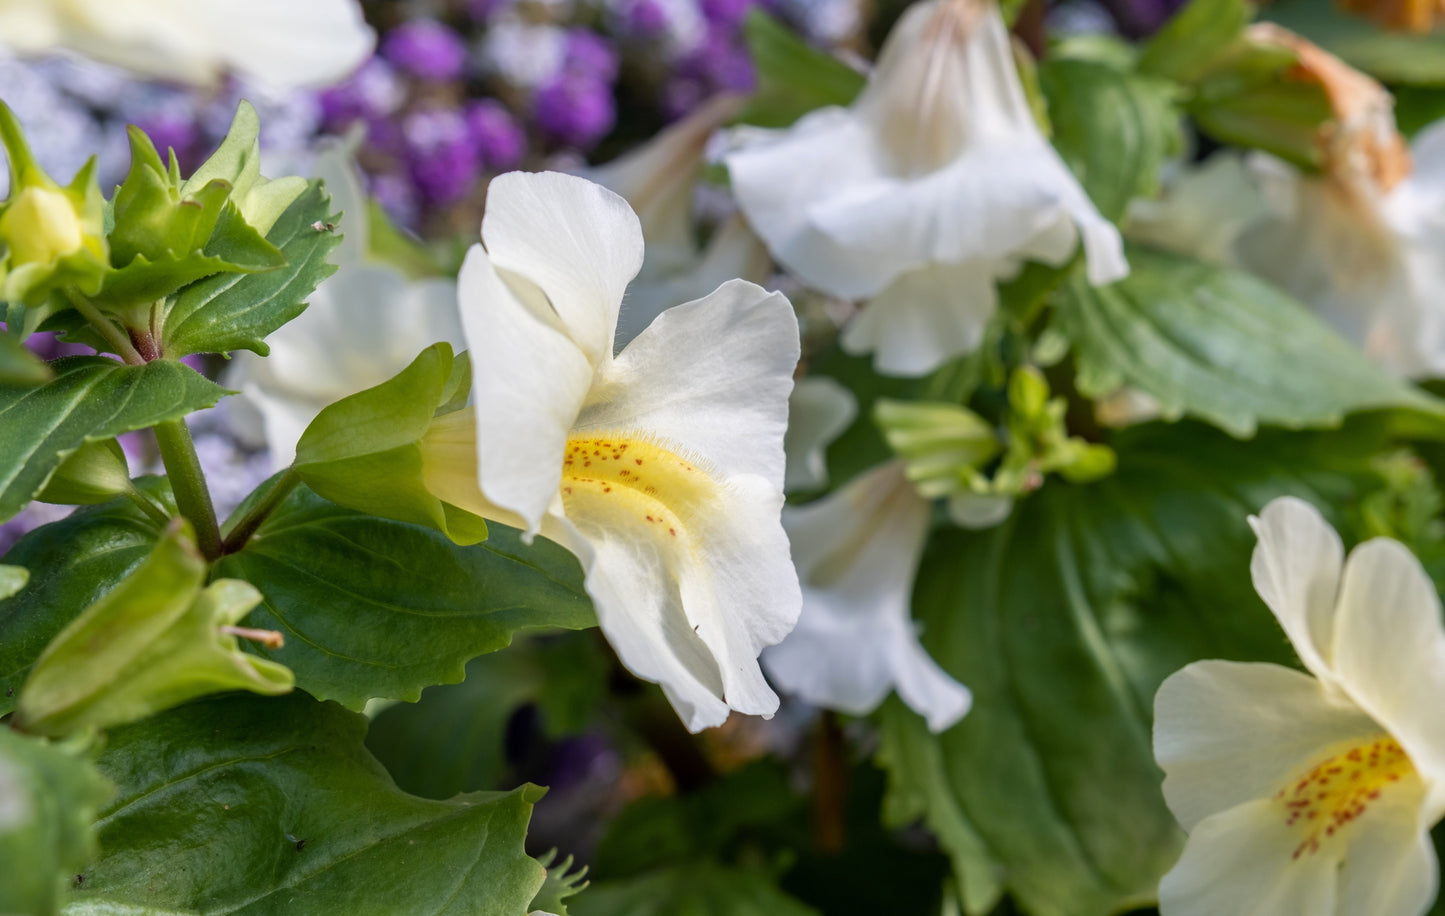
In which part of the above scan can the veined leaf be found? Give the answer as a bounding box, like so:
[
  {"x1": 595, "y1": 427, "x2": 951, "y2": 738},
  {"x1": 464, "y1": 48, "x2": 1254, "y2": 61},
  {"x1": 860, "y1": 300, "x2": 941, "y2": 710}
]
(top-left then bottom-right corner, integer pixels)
[
  {"x1": 1137, "y1": 0, "x2": 1254, "y2": 84},
  {"x1": 66, "y1": 691, "x2": 546, "y2": 916},
  {"x1": 878, "y1": 422, "x2": 1378, "y2": 916},
  {"x1": 1053, "y1": 245, "x2": 1444, "y2": 437},
  {"x1": 0, "y1": 730, "x2": 111, "y2": 916},
  {"x1": 1040, "y1": 58, "x2": 1182, "y2": 223},
  {"x1": 0, "y1": 357, "x2": 226, "y2": 523},
  {"x1": 216, "y1": 485, "x2": 596, "y2": 710},
  {"x1": 162, "y1": 180, "x2": 340, "y2": 358}
]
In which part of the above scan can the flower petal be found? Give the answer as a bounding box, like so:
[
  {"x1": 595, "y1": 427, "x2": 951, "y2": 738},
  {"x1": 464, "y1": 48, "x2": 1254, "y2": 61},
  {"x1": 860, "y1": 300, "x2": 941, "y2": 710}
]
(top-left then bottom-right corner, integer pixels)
[
  {"x1": 1248, "y1": 496, "x2": 1345, "y2": 685},
  {"x1": 724, "y1": 112, "x2": 904, "y2": 299},
  {"x1": 1330, "y1": 537, "x2": 1445, "y2": 816},
  {"x1": 579, "y1": 279, "x2": 799, "y2": 488},
  {"x1": 480, "y1": 171, "x2": 643, "y2": 365},
  {"x1": 1154, "y1": 660, "x2": 1379, "y2": 831},
  {"x1": 765, "y1": 462, "x2": 970, "y2": 732},
  {"x1": 461, "y1": 244, "x2": 596, "y2": 535},
  {"x1": 1158, "y1": 798, "x2": 1339, "y2": 916},
  {"x1": 783, "y1": 376, "x2": 857, "y2": 493},
  {"x1": 841, "y1": 260, "x2": 1000, "y2": 377},
  {"x1": 1334, "y1": 805, "x2": 1438, "y2": 916}
]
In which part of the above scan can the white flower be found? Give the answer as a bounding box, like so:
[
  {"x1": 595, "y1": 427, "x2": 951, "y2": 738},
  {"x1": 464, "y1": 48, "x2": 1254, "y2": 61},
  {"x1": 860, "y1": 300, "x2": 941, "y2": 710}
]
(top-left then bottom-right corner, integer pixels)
[
  {"x1": 1125, "y1": 153, "x2": 1268, "y2": 266},
  {"x1": 765, "y1": 461, "x2": 971, "y2": 732},
  {"x1": 224, "y1": 146, "x2": 463, "y2": 468},
  {"x1": 1154, "y1": 496, "x2": 1445, "y2": 916},
  {"x1": 1236, "y1": 122, "x2": 1445, "y2": 378},
  {"x1": 782, "y1": 376, "x2": 857, "y2": 493},
  {"x1": 723, "y1": 0, "x2": 1126, "y2": 377},
  {"x1": 419, "y1": 170, "x2": 803, "y2": 732},
  {"x1": 585, "y1": 94, "x2": 772, "y2": 348},
  {"x1": 0, "y1": 0, "x2": 374, "y2": 89}
]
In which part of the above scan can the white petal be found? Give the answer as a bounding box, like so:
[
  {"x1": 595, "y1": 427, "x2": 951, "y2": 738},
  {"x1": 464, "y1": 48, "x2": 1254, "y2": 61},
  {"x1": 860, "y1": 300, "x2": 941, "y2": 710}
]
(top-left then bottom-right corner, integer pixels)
[
  {"x1": 480, "y1": 171, "x2": 642, "y2": 365},
  {"x1": 1331, "y1": 538, "x2": 1445, "y2": 817},
  {"x1": 1248, "y1": 496, "x2": 1345, "y2": 685},
  {"x1": 765, "y1": 462, "x2": 970, "y2": 731},
  {"x1": 1154, "y1": 660, "x2": 1379, "y2": 831},
  {"x1": 208, "y1": 0, "x2": 375, "y2": 89},
  {"x1": 311, "y1": 141, "x2": 369, "y2": 266},
  {"x1": 841, "y1": 260, "x2": 999, "y2": 377},
  {"x1": 783, "y1": 376, "x2": 857, "y2": 493},
  {"x1": 579, "y1": 279, "x2": 800, "y2": 488},
  {"x1": 461, "y1": 244, "x2": 595, "y2": 535},
  {"x1": 1335, "y1": 806, "x2": 1438, "y2": 916},
  {"x1": 1158, "y1": 798, "x2": 1338, "y2": 916},
  {"x1": 725, "y1": 111, "x2": 904, "y2": 299}
]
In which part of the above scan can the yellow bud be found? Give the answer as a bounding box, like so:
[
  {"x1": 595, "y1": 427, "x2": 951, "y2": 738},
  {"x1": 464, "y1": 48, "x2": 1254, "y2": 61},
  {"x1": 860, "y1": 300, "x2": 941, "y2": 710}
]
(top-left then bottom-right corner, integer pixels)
[{"x1": 0, "y1": 185, "x2": 84, "y2": 266}]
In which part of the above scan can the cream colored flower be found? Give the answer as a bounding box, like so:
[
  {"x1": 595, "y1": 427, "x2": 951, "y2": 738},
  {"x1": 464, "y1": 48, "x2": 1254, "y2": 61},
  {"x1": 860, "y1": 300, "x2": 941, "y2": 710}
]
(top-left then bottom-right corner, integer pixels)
[
  {"x1": 420, "y1": 171, "x2": 802, "y2": 732},
  {"x1": 1154, "y1": 496, "x2": 1445, "y2": 915},
  {"x1": 0, "y1": 0, "x2": 373, "y2": 88},
  {"x1": 724, "y1": 0, "x2": 1126, "y2": 376}
]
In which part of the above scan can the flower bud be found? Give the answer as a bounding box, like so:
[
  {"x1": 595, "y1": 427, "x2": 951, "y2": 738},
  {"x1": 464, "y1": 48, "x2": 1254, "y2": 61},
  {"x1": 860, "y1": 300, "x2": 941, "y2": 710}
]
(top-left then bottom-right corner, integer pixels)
[
  {"x1": 14, "y1": 521, "x2": 293, "y2": 737},
  {"x1": 36, "y1": 439, "x2": 132, "y2": 506}
]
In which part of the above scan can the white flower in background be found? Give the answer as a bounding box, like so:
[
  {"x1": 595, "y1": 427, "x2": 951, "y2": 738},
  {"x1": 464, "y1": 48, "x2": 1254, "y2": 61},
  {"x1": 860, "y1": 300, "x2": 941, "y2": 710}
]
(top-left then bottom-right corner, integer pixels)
[
  {"x1": 782, "y1": 376, "x2": 857, "y2": 493},
  {"x1": 0, "y1": 0, "x2": 374, "y2": 89},
  {"x1": 480, "y1": 19, "x2": 567, "y2": 89},
  {"x1": 1231, "y1": 26, "x2": 1445, "y2": 379},
  {"x1": 765, "y1": 461, "x2": 971, "y2": 732},
  {"x1": 1154, "y1": 496, "x2": 1445, "y2": 916},
  {"x1": 420, "y1": 171, "x2": 802, "y2": 732},
  {"x1": 225, "y1": 146, "x2": 463, "y2": 468},
  {"x1": 1125, "y1": 153, "x2": 1268, "y2": 266},
  {"x1": 585, "y1": 94, "x2": 773, "y2": 348},
  {"x1": 724, "y1": 0, "x2": 1127, "y2": 377}
]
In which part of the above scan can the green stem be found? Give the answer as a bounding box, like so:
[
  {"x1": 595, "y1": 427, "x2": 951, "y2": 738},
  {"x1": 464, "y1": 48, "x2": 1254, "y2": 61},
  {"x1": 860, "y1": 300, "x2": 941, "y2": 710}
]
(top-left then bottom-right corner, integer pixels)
[
  {"x1": 65, "y1": 289, "x2": 144, "y2": 365},
  {"x1": 221, "y1": 468, "x2": 300, "y2": 555},
  {"x1": 152, "y1": 418, "x2": 222, "y2": 559},
  {"x1": 124, "y1": 485, "x2": 172, "y2": 527}
]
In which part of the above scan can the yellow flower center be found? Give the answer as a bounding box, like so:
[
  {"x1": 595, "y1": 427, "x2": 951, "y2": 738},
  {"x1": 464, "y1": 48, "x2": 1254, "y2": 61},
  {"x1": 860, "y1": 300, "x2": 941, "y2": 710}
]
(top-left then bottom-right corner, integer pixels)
[
  {"x1": 1277, "y1": 735, "x2": 1418, "y2": 860},
  {"x1": 559, "y1": 434, "x2": 719, "y2": 541}
]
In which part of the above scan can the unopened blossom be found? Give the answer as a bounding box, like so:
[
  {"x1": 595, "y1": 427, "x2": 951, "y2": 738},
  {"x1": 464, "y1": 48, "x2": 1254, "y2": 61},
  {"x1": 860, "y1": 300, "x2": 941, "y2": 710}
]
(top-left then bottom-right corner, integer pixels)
[
  {"x1": 584, "y1": 94, "x2": 771, "y2": 345},
  {"x1": 1154, "y1": 497, "x2": 1445, "y2": 916},
  {"x1": 419, "y1": 170, "x2": 802, "y2": 732},
  {"x1": 0, "y1": 0, "x2": 374, "y2": 89},
  {"x1": 226, "y1": 147, "x2": 462, "y2": 467},
  {"x1": 724, "y1": 0, "x2": 1126, "y2": 376},
  {"x1": 766, "y1": 461, "x2": 971, "y2": 732},
  {"x1": 1233, "y1": 29, "x2": 1445, "y2": 378}
]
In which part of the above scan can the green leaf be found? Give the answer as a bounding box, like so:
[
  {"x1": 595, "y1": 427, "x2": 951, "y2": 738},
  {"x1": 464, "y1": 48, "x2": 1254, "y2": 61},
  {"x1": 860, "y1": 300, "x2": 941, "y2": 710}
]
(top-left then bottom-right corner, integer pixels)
[
  {"x1": 0, "y1": 564, "x2": 25, "y2": 598},
  {"x1": 1137, "y1": 0, "x2": 1254, "y2": 83},
  {"x1": 215, "y1": 484, "x2": 596, "y2": 710},
  {"x1": 531, "y1": 850, "x2": 589, "y2": 916},
  {"x1": 0, "y1": 491, "x2": 164, "y2": 716},
  {"x1": 15, "y1": 520, "x2": 294, "y2": 738},
  {"x1": 0, "y1": 357, "x2": 227, "y2": 523},
  {"x1": 161, "y1": 180, "x2": 341, "y2": 358},
  {"x1": 0, "y1": 730, "x2": 111, "y2": 916},
  {"x1": 180, "y1": 101, "x2": 309, "y2": 237},
  {"x1": 573, "y1": 864, "x2": 819, "y2": 916},
  {"x1": 1039, "y1": 58, "x2": 1182, "y2": 222},
  {"x1": 67, "y1": 691, "x2": 547, "y2": 916},
  {"x1": 1265, "y1": 0, "x2": 1445, "y2": 85},
  {"x1": 735, "y1": 9, "x2": 865, "y2": 128},
  {"x1": 294, "y1": 342, "x2": 486, "y2": 544},
  {"x1": 0, "y1": 332, "x2": 50, "y2": 385},
  {"x1": 877, "y1": 422, "x2": 1377, "y2": 916},
  {"x1": 1053, "y1": 245, "x2": 1443, "y2": 437}
]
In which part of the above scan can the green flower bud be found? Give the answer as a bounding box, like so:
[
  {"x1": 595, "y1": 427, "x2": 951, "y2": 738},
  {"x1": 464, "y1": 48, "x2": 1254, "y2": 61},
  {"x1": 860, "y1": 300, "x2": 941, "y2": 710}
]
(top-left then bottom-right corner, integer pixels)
[
  {"x1": 14, "y1": 521, "x2": 293, "y2": 738},
  {"x1": 36, "y1": 439, "x2": 132, "y2": 506},
  {"x1": 874, "y1": 398, "x2": 1001, "y2": 500},
  {"x1": 0, "y1": 102, "x2": 108, "y2": 307}
]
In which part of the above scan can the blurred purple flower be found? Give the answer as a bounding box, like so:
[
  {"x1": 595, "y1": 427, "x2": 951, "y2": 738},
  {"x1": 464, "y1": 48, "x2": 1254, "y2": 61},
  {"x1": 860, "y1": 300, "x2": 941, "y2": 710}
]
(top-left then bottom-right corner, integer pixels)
[
  {"x1": 317, "y1": 57, "x2": 404, "y2": 129},
  {"x1": 564, "y1": 29, "x2": 620, "y2": 84},
  {"x1": 533, "y1": 75, "x2": 616, "y2": 149},
  {"x1": 382, "y1": 19, "x2": 470, "y2": 82},
  {"x1": 701, "y1": 0, "x2": 755, "y2": 26},
  {"x1": 620, "y1": 0, "x2": 671, "y2": 38},
  {"x1": 372, "y1": 171, "x2": 420, "y2": 228},
  {"x1": 403, "y1": 108, "x2": 482, "y2": 205},
  {"x1": 465, "y1": 99, "x2": 527, "y2": 172},
  {"x1": 679, "y1": 28, "x2": 755, "y2": 93},
  {"x1": 22, "y1": 332, "x2": 89, "y2": 361}
]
